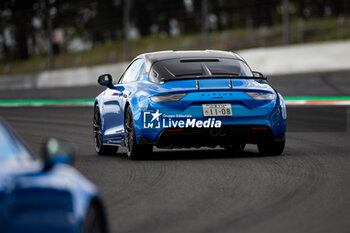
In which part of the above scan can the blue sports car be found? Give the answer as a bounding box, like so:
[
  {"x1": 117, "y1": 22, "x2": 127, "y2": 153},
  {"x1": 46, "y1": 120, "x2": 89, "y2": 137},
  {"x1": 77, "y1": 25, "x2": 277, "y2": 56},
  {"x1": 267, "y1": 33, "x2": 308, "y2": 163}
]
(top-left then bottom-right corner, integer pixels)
[
  {"x1": 0, "y1": 119, "x2": 108, "y2": 233},
  {"x1": 94, "y1": 50, "x2": 286, "y2": 159}
]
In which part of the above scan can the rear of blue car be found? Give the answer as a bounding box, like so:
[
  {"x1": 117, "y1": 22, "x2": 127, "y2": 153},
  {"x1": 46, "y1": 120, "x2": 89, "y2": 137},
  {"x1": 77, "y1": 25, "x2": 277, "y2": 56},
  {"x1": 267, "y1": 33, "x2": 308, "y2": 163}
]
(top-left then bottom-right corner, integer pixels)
[
  {"x1": 95, "y1": 50, "x2": 287, "y2": 158},
  {"x1": 135, "y1": 78, "x2": 286, "y2": 150},
  {"x1": 130, "y1": 54, "x2": 287, "y2": 154}
]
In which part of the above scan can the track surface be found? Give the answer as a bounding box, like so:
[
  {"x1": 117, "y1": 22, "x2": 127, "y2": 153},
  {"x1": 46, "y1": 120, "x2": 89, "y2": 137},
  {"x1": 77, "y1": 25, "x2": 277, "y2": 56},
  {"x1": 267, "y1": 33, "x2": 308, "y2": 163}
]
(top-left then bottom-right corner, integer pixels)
[
  {"x1": 1, "y1": 71, "x2": 350, "y2": 233},
  {"x1": 0, "y1": 106, "x2": 349, "y2": 233}
]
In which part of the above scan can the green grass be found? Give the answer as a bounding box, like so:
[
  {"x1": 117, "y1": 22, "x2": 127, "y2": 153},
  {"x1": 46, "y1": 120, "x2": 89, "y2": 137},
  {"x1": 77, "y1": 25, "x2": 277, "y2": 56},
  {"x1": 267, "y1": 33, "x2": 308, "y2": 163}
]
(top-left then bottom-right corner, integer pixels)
[{"x1": 1, "y1": 17, "x2": 350, "y2": 75}]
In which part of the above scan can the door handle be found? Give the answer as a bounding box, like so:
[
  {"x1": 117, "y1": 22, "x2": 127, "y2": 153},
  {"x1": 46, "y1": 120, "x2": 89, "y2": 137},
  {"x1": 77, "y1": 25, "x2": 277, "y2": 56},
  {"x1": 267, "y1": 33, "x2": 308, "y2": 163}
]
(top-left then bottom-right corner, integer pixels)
[{"x1": 113, "y1": 91, "x2": 123, "y2": 96}]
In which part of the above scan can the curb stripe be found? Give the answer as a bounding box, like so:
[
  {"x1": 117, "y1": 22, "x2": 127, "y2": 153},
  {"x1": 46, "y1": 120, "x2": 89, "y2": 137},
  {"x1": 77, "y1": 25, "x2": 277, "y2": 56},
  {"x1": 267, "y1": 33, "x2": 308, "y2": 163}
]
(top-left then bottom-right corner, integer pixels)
[
  {"x1": 286, "y1": 100, "x2": 350, "y2": 106},
  {"x1": 284, "y1": 96, "x2": 350, "y2": 101},
  {"x1": 0, "y1": 97, "x2": 350, "y2": 107},
  {"x1": 0, "y1": 99, "x2": 94, "y2": 107}
]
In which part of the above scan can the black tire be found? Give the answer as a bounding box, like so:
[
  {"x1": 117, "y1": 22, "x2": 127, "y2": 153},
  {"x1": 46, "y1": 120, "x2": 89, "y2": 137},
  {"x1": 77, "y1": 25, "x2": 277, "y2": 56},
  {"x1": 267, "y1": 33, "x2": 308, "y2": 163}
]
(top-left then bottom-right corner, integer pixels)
[
  {"x1": 125, "y1": 107, "x2": 153, "y2": 160},
  {"x1": 82, "y1": 202, "x2": 107, "y2": 233},
  {"x1": 93, "y1": 104, "x2": 118, "y2": 156},
  {"x1": 225, "y1": 143, "x2": 246, "y2": 153},
  {"x1": 258, "y1": 139, "x2": 285, "y2": 156}
]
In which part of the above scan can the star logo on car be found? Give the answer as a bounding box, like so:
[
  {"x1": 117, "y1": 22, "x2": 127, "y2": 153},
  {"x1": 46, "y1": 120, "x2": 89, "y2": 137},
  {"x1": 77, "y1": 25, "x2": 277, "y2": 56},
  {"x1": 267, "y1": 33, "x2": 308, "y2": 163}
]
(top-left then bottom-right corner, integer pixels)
[{"x1": 151, "y1": 109, "x2": 162, "y2": 122}]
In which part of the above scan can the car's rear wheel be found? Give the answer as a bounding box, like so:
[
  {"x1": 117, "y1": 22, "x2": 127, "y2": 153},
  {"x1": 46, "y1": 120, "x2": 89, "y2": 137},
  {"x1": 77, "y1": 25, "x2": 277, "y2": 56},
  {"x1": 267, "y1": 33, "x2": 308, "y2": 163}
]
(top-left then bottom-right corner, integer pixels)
[
  {"x1": 125, "y1": 107, "x2": 153, "y2": 160},
  {"x1": 225, "y1": 143, "x2": 246, "y2": 153},
  {"x1": 258, "y1": 139, "x2": 285, "y2": 156},
  {"x1": 82, "y1": 202, "x2": 107, "y2": 233},
  {"x1": 93, "y1": 104, "x2": 118, "y2": 155}
]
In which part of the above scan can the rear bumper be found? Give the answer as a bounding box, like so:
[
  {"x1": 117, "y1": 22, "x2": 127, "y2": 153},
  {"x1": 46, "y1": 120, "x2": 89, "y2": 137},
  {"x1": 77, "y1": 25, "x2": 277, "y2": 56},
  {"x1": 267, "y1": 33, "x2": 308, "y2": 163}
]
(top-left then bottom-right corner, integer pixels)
[
  {"x1": 134, "y1": 91, "x2": 287, "y2": 146},
  {"x1": 138, "y1": 125, "x2": 284, "y2": 149}
]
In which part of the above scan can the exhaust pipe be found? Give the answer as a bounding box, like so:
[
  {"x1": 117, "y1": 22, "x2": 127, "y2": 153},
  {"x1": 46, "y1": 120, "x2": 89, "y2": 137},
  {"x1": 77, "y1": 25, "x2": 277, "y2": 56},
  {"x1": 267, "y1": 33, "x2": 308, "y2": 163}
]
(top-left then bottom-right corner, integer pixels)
[
  {"x1": 210, "y1": 129, "x2": 227, "y2": 137},
  {"x1": 210, "y1": 129, "x2": 218, "y2": 137},
  {"x1": 218, "y1": 129, "x2": 227, "y2": 137}
]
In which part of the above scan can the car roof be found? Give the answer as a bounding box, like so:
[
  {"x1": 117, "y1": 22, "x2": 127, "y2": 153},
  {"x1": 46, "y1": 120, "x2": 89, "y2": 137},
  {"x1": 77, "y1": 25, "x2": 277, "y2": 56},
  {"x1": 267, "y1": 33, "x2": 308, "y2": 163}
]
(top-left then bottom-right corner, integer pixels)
[{"x1": 138, "y1": 50, "x2": 245, "y2": 71}]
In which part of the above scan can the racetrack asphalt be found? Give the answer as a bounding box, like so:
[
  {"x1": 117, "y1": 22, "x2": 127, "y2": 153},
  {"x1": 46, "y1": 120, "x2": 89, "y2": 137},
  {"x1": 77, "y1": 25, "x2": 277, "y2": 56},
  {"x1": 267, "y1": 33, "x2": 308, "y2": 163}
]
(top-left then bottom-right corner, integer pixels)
[{"x1": 1, "y1": 71, "x2": 350, "y2": 233}]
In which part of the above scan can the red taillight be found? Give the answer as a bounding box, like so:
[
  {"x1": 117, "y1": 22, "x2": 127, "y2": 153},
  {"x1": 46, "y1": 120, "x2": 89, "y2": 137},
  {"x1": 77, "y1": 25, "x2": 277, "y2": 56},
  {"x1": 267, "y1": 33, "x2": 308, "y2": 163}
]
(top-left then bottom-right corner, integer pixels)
[
  {"x1": 167, "y1": 128, "x2": 184, "y2": 132},
  {"x1": 251, "y1": 126, "x2": 269, "y2": 130}
]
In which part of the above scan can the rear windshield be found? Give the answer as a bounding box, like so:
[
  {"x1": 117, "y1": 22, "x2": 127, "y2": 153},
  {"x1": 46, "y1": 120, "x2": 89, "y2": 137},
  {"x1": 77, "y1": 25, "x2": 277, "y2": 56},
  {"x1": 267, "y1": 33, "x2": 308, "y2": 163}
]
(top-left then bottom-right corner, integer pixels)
[{"x1": 150, "y1": 58, "x2": 253, "y2": 82}]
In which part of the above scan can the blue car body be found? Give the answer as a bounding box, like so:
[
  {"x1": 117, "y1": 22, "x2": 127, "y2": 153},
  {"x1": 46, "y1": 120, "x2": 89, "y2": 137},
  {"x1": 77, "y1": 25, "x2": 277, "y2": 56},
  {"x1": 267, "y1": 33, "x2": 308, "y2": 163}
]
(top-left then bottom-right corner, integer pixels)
[
  {"x1": 0, "y1": 120, "x2": 108, "y2": 233},
  {"x1": 94, "y1": 50, "x2": 286, "y2": 154}
]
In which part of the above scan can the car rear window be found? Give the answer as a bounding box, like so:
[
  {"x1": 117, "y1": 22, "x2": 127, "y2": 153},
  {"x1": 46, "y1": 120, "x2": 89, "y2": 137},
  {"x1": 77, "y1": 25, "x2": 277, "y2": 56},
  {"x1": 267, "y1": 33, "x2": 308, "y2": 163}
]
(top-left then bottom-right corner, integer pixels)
[{"x1": 150, "y1": 58, "x2": 253, "y2": 82}]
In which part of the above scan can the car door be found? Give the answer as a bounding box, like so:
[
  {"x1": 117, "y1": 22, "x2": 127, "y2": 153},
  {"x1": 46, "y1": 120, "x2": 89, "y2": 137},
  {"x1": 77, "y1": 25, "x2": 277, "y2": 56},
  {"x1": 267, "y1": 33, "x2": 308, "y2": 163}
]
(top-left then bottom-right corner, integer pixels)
[
  {"x1": 0, "y1": 121, "x2": 40, "y2": 233},
  {"x1": 0, "y1": 122, "x2": 76, "y2": 233},
  {"x1": 8, "y1": 171, "x2": 76, "y2": 233},
  {"x1": 103, "y1": 59, "x2": 145, "y2": 141}
]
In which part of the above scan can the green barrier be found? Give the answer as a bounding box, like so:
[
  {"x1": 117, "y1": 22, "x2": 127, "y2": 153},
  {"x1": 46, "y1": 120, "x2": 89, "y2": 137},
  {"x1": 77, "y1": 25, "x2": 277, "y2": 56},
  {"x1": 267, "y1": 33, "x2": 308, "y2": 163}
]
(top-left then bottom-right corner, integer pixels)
[
  {"x1": 0, "y1": 99, "x2": 95, "y2": 106},
  {"x1": 284, "y1": 96, "x2": 350, "y2": 101},
  {"x1": 0, "y1": 97, "x2": 350, "y2": 107}
]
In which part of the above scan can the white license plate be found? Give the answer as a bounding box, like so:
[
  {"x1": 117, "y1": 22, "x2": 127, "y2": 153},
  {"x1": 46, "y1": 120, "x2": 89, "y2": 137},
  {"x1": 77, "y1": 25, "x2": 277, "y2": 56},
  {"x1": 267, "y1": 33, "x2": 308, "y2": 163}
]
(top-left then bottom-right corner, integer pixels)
[{"x1": 202, "y1": 103, "x2": 232, "y2": 117}]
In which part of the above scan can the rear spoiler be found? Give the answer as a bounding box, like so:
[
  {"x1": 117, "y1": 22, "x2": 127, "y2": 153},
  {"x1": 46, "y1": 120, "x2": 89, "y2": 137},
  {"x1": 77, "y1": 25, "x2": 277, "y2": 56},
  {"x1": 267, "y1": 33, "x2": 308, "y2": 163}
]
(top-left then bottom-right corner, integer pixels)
[{"x1": 159, "y1": 75, "x2": 267, "y2": 84}]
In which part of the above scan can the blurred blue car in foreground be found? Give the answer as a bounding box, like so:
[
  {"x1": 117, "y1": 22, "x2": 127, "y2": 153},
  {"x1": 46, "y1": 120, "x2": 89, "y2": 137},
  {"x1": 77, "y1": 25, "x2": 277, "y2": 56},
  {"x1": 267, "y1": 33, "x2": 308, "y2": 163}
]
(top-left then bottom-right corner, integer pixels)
[
  {"x1": 0, "y1": 119, "x2": 108, "y2": 233},
  {"x1": 94, "y1": 50, "x2": 286, "y2": 159}
]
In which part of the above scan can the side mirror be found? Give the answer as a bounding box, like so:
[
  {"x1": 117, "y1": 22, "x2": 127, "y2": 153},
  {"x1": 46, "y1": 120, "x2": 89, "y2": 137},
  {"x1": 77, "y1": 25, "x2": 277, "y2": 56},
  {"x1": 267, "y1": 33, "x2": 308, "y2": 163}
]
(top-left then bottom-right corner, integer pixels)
[
  {"x1": 42, "y1": 138, "x2": 75, "y2": 171},
  {"x1": 252, "y1": 71, "x2": 267, "y2": 79},
  {"x1": 98, "y1": 74, "x2": 113, "y2": 87}
]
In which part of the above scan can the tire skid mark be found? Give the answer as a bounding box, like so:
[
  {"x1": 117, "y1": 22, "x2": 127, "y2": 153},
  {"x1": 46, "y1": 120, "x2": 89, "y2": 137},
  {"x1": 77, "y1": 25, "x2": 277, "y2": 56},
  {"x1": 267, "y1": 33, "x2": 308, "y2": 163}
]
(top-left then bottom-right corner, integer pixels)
[
  {"x1": 106, "y1": 159, "x2": 175, "y2": 210},
  {"x1": 199, "y1": 154, "x2": 327, "y2": 233},
  {"x1": 121, "y1": 155, "x2": 243, "y2": 233},
  {"x1": 129, "y1": 153, "x2": 326, "y2": 233}
]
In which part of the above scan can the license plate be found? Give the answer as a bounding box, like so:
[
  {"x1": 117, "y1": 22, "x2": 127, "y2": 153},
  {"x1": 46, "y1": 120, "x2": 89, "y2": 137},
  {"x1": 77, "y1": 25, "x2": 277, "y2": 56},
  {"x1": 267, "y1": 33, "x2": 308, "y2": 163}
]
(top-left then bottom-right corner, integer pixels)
[{"x1": 202, "y1": 103, "x2": 232, "y2": 117}]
